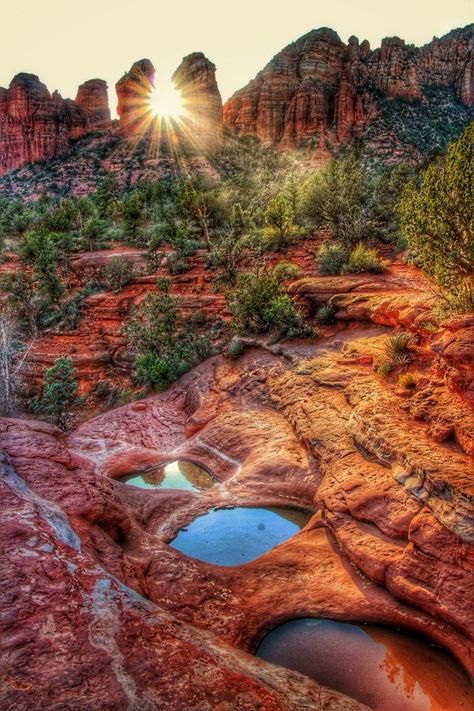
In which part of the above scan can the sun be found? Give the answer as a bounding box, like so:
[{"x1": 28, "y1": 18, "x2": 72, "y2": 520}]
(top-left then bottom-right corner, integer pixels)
[{"x1": 147, "y1": 80, "x2": 184, "y2": 120}]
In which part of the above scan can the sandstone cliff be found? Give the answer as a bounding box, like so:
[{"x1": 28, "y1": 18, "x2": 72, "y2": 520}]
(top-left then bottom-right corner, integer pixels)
[
  {"x1": 115, "y1": 58, "x2": 155, "y2": 133},
  {"x1": 223, "y1": 24, "x2": 474, "y2": 148},
  {"x1": 116, "y1": 54, "x2": 223, "y2": 153},
  {"x1": 0, "y1": 73, "x2": 111, "y2": 176},
  {"x1": 75, "y1": 78, "x2": 111, "y2": 128},
  {"x1": 173, "y1": 52, "x2": 223, "y2": 152}
]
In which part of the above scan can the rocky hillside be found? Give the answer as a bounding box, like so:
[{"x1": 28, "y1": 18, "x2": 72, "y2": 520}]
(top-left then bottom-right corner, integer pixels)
[
  {"x1": 223, "y1": 25, "x2": 474, "y2": 153},
  {"x1": 1, "y1": 24, "x2": 472, "y2": 188}
]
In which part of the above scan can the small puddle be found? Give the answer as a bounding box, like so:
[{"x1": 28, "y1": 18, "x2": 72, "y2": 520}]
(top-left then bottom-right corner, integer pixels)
[
  {"x1": 256, "y1": 618, "x2": 474, "y2": 711},
  {"x1": 119, "y1": 460, "x2": 216, "y2": 491},
  {"x1": 169, "y1": 506, "x2": 312, "y2": 566}
]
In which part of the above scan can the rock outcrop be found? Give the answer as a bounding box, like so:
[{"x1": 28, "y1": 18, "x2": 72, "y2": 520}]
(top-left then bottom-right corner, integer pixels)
[
  {"x1": 2, "y1": 239, "x2": 474, "y2": 707},
  {"x1": 0, "y1": 73, "x2": 111, "y2": 176},
  {"x1": 116, "y1": 54, "x2": 223, "y2": 153},
  {"x1": 173, "y1": 52, "x2": 223, "y2": 152},
  {"x1": 75, "y1": 78, "x2": 111, "y2": 128},
  {"x1": 116, "y1": 58, "x2": 155, "y2": 134},
  {"x1": 223, "y1": 24, "x2": 474, "y2": 148}
]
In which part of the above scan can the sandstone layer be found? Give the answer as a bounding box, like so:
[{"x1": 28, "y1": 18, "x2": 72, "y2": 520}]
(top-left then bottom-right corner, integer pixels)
[{"x1": 223, "y1": 25, "x2": 474, "y2": 147}]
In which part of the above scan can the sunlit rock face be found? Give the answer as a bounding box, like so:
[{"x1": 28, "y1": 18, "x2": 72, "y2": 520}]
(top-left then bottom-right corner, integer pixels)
[
  {"x1": 115, "y1": 53, "x2": 223, "y2": 153},
  {"x1": 223, "y1": 24, "x2": 474, "y2": 147},
  {"x1": 172, "y1": 52, "x2": 223, "y2": 152},
  {"x1": 0, "y1": 73, "x2": 111, "y2": 176},
  {"x1": 75, "y1": 78, "x2": 111, "y2": 129},
  {"x1": 115, "y1": 58, "x2": 155, "y2": 133}
]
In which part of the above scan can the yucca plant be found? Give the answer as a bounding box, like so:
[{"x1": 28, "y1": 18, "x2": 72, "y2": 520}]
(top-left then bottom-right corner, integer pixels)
[
  {"x1": 385, "y1": 333, "x2": 417, "y2": 367},
  {"x1": 316, "y1": 304, "x2": 336, "y2": 325}
]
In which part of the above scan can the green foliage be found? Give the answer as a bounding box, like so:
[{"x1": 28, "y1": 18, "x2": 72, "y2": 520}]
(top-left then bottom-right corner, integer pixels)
[
  {"x1": 106, "y1": 256, "x2": 136, "y2": 292},
  {"x1": 318, "y1": 243, "x2": 349, "y2": 276},
  {"x1": 227, "y1": 339, "x2": 245, "y2": 358},
  {"x1": 434, "y1": 279, "x2": 474, "y2": 320},
  {"x1": 30, "y1": 356, "x2": 81, "y2": 429},
  {"x1": 302, "y1": 152, "x2": 378, "y2": 243},
  {"x1": 377, "y1": 362, "x2": 393, "y2": 378},
  {"x1": 225, "y1": 263, "x2": 307, "y2": 338},
  {"x1": 316, "y1": 304, "x2": 336, "y2": 325},
  {"x1": 317, "y1": 241, "x2": 384, "y2": 275},
  {"x1": 398, "y1": 123, "x2": 474, "y2": 288},
  {"x1": 343, "y1": 243, "x2": 385, "y2": 274},
  {"x1": 21, "y1": 229, "x2": 64, "y2": 304},
  {"x1": 0, "y1": 270, "x2": 43, "y2": 336},
  {"x1": 364, "y1": 87, "x2": 474, "y2": 160},
  {"x1": 124, "y1": 278, "x2": 213, "y2": 391},
  {"x1": 209, "y1": 233, "x2": 250, "y2": 289},
  {"x1": 261, "y1": 193, "x2": 301, "y2": 252},
  {"x1": 385, "y1": 333, "x2": 418, "y2": 367}
]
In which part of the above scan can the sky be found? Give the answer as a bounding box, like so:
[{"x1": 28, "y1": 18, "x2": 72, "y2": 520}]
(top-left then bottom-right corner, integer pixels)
[{"x1": 0, "y1": 0, "x2": 472, "y2": 116}]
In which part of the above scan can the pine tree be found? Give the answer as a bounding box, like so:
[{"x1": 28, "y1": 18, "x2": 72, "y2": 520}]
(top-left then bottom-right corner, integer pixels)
[
  {"x1": 31, "y1": 356, "x2": 80, "y2": 430},
  {"x1": 399, "y1": 123, "x2": 474, "y2": 288}
]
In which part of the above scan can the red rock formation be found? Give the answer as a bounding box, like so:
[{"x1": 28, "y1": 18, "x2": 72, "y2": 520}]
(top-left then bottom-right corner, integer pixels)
[
  {"x1": 224, "y1": 24, "x2": 474, "y2": 147},
  {"x1": 173, "y1": 52, "x2": 223, "y2": 152},
  {"x1": 115, "y1": 58, "x2": 155, "y2": 134},
  {"x1": 75, "y1": 78, "x2": 111, "y2": 128},
  {"x1": 2, "y1": 242, "x2": 474, "y2": 706},
  {"x1": 0, "y1": 73, "x2": 111, "y2": 176},
  {"x1": 115, "y1": 54, "x2": 223, "y2": 153}
]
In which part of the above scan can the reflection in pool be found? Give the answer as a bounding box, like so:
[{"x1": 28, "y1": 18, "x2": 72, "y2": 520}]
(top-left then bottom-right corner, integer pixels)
[
  {"x1": 119, "y1": 460, "x2": 215, "y2": 492},
  {"x1": 256, "y1": 618, "x2": 474, "y2": 711},
  {"x1": 170, "y1": 506, "x2": 312, "y2": 566}
]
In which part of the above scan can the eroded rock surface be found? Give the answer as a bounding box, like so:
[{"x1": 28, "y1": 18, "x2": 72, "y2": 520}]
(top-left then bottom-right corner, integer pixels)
[
  {"x1": 116, "y1": 59, "x2": 155, "y2": 134},
  {"x1": 2, "y1": 254, "x2": 474, "y2": 708},
  {"x1": 0, "y1": 73, "x2": 111, "y2": 175},
  {"x1": 223, "y1": 25, "x2": 474, "y2": 148},
  {"x1": 173, "y1": 52, "x2": 223, "y2": 152}
]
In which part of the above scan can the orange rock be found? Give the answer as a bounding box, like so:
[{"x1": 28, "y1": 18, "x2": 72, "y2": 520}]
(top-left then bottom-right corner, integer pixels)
[
  {"x1": 224, "y1": 25, "x2": 473, "y2": 148},
  {"x1": 0, "y1": 73, "x2": 111, "y2": 176}
]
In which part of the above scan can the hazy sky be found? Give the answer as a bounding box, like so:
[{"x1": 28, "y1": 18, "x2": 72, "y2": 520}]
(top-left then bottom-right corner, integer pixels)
[{"x1": 1, "y1": 0, "x2": 472, "y2": 115}]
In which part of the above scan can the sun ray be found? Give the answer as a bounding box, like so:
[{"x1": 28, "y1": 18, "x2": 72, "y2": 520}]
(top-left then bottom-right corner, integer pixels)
[{"x1": 147, "y1": 80, "x2": 185, "y2": 120}]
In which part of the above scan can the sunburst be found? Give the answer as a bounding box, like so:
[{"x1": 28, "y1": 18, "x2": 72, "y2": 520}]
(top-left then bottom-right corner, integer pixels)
[{"x1": 147, "y1": 79, "x2": 185, "y2": 120}]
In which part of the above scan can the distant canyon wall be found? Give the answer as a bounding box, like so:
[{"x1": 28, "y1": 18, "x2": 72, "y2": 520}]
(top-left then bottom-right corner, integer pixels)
[
  {"x1": 0, "y1": 74, "x2": 110, "y2": 176},
  {"x1": 223, "y1": 25, "x2": 474, "y2": 147}
]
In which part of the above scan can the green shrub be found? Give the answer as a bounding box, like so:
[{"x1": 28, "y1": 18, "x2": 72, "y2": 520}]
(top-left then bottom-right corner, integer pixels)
[
  {"x1": 225, "y1": 263, "x2": 308, "y2": 338},
  {"x1": 318, "y1": 243, "x2": 348, "y2": 276},
  {"x1": 228, "y1": 339, "x2": 245, "y2": 358},
  {"x1": 398, "y1": 123, "x2": 473, "y2": 289},
  {"x1": 343, "y1": 243, "x2": 385, "y2": 274},
  {"x1": 377, "y1": 361, "x2": 393, "y2": 378},
  {"x1": 316, "y1": 304, "x2": 336, "y2": 325},
  {"x1": 124, "y1": 279, "x2": 213, "y2": 391},
  {"x1": 106, "y1": 256, "x2": 135, "y2": 292},
  {"x1": 29, "y1": 356, "x2": 82, "y2": 429},
  {"x1": 385, "y1": 333, "x2": 418, "y2": 367},
  {"x1": 260, "y1": 193, "x2": 301, "y2": 252},
  {"x1": 434, "y1": 279, "x2": 474, "y2": 320}
]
